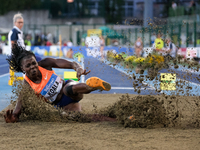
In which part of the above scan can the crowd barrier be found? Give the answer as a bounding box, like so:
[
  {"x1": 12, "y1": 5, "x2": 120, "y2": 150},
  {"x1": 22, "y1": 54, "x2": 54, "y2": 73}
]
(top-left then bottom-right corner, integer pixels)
[
  {"x1": 3, "y1": 45, "x2": 200, "y2": 59},
  {"x1": 3, "y1": 46, "x2": 134, "y2": 58},
  {"x1": 2, "y1": 45, "x2": 200, "y2": 86},
  {"x1": 143, "y1": 47, "x2": 200, "y2": 59}
]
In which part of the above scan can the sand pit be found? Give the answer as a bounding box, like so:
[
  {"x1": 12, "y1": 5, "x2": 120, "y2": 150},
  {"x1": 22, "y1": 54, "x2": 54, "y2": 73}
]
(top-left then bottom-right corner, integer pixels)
[
  {"x1": 1, "y1": 92, "x2": 200, "y2": 149},
  {"x1": 1, "y1": 76, "x2": 200, "y2": 149}
]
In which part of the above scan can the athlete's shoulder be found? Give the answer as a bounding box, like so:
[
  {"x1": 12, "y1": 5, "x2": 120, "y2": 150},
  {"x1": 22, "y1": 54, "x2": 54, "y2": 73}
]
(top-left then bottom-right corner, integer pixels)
[
  {"x1": 38, "y1": 57, "x2": 54, "y2": 70},
  {"x1": 38, "y1": 62, "x2": 53, "y2": 71},
  {"x1": 23, "y1": 78, "x2": 31, "y2": 87}
]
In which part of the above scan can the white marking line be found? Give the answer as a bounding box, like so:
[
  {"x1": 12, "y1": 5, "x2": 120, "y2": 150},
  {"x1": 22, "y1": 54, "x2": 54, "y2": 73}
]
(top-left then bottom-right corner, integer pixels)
[
  {"x1": 112, "y1": 87, "x2": 154, "y2": 90},
  {"x1": 117, "y1": 63, "x2": 200, "y2": 87},
  {"x1": 0, "y1": 64, "x2": 9, "y2": 68},
  {"x1": 101, "y1": 60, "x2": 200, "y2": 94},
  {"x1": 0, "y1": 73, "x2": 9, "y2": 78},
  {"x1": 102, "y1": 60, "x2": 155, "y2": 90},
  {"x1": 176, "y1": 77, "x2": 200, "y2": 86}
]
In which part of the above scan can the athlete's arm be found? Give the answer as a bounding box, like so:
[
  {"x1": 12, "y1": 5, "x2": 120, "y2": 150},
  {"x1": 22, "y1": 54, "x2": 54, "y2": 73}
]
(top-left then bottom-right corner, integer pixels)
[
  {"x1": 38, "y1": 58, "x2": 90, "y2": 80},
  {"x1": 38, "y1": 57, "x2": 78, "y2": 70},
  {"x1": 4, "y1": 80, "x2": 29, "y2": 123}
]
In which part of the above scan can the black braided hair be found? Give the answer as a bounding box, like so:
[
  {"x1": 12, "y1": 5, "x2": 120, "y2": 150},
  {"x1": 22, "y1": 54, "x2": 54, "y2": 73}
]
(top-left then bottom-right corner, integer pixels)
[{"x1": 6, "y1": 44, "x2": 36, "y2": 72}]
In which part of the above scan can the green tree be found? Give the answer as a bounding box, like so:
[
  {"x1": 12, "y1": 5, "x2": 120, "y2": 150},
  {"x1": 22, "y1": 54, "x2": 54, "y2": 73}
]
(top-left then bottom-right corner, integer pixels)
[{"x1": 0, "y1": 0, "x2": 44, "y2": 15}]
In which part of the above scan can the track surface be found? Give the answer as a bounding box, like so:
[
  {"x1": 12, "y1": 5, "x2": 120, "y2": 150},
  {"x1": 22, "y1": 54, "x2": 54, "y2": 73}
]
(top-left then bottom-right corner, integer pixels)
[{"x1": 0, "y1": 55, "x2": 200, "y2": 111}]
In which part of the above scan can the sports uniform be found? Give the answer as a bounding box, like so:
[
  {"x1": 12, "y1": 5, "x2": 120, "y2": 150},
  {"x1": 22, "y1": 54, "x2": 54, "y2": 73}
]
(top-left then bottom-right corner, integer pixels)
[{"x1": 24, "y1": 66, "x2": 76, "y2": 107}]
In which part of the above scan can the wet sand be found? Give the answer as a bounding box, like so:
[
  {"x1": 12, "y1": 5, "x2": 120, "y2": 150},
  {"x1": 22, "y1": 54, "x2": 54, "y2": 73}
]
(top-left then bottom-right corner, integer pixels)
[{"x1": 0, "y1": 94, "x2": 200, "y2": 150}]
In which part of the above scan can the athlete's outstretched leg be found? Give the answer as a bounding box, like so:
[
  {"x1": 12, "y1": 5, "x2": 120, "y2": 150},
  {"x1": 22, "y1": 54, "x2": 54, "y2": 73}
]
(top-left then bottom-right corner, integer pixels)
[{"x1": 63, "y1": 77, "x2": 111, "y2": 101}]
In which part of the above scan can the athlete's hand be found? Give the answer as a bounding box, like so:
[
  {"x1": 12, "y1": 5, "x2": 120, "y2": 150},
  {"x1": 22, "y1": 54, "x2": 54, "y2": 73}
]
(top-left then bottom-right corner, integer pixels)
[
  {"x1": 76, "y1": 68, "x2": 91, "y2": 81},
  {"x1": 4, "y1": 109, "x2": 18, "y2": 123}
]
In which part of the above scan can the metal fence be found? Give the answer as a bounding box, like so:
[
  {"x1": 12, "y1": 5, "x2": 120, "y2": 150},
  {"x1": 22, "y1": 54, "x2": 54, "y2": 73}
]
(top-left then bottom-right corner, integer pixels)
[{"x1": 23, "y1": 21, "x2": 200, "y2": 48}]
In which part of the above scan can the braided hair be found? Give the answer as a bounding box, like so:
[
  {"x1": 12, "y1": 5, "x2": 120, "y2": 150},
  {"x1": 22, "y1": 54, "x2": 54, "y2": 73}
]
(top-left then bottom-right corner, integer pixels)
[{"x1": 6, "y1": 44, "x2": 36, "y2": 72}]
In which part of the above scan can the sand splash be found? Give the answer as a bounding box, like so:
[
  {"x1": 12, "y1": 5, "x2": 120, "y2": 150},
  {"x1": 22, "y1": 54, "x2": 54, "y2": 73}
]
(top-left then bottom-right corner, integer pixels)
[
  {"x1": 9, "y1": 80, "x2": 92, "y2": 123},
  {"x1": 5, "y1": 75, "x2": 200, "y2": 129}
]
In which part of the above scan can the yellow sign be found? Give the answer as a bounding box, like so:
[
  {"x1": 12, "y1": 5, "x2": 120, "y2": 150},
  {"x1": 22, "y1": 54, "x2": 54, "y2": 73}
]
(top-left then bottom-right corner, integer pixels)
[
  {"x1": 87, "y1": 29, "x2": 102, "y2": 37},
  {"x1": 160, "y1": 73, "x2": 176, "y2": 90},
  {"x1": 8, "y1": 69, "x2": 23, "y2": 86}
]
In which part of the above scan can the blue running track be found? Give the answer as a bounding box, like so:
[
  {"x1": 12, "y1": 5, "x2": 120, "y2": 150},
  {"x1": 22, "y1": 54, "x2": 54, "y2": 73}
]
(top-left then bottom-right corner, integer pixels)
[{"x1": 1, "y1": 54, "x2": 200, "y2": 111}]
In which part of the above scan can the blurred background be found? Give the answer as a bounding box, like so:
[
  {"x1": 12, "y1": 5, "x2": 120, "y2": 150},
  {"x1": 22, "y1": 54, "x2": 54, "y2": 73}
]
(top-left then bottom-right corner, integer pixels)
[
  {"x1": 1, "y1": 0, "x2": 200, "y2": 107},
  {"x1": 0, "y1": 0, "x2": 200, "y2": 51}
]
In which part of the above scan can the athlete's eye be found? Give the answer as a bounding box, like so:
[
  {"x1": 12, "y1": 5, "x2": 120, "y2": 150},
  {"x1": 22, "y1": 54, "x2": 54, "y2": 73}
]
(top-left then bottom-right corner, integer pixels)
[{"x1": 26, "y1": 64, "x2": 30, "y2": 68}]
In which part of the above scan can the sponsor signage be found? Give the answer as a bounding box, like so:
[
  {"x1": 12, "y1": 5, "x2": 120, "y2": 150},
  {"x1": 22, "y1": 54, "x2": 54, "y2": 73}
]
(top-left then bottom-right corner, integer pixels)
[{"x1": 160, "y1": 73, "x2": 176, "y2": 90}]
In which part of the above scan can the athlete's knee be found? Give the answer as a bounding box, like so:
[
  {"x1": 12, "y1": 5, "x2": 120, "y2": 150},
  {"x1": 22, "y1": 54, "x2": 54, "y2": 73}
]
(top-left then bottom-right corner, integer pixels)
[
  {"x1": 63, "y1": 80, "x2": 78, "y2": 95},
  {"x1": 63, "y1": 85, "x2": 76, "y2": 96},
  {"x1": 63, "y1": 85, "x2": 83, "y2": 101}
]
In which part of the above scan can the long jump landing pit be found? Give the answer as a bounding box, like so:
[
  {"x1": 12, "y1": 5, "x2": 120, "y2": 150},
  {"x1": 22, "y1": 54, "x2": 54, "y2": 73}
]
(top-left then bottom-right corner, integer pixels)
[
  {"x1": 1, "y1": 57, "x2": 200, "y2": 149},
  {"x1": 0, "y1": 91, "x2": 200, "y2": 149}
]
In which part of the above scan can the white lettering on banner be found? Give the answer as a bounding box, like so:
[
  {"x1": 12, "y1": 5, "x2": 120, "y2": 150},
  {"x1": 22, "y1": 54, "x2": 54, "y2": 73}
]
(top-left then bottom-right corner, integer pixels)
[
  {"x1": 62, "y1": 47, "x2": 70, "y2": 57},
  {"x1": 86, "y1": 47, "x2": 117, "y2": 57},
  {"x1": 50, "y1": 46, "x2": 59, "y2": 56},
  {"x1": 86, "y1": 47, "x2": 100, "y2": 57},
  {"x1": 186, "y1": 48, "x2": 197, "y2": 59},
  {"x1": 32, "y1": 47, "x2": 46, "y2": 56},
  {"x1": 197, "y1": 47, "x2": 200, "y2": 58},
  {"x1": 142, "y1": 47, "x2": 153, "y2": 57},
  {"x1": 4, "y1": 45, "x2": 200, "y2": 59},
  {"x1": 177, "y1": 48, "x2": 182, "y2": 56},
  {"x1": 3, "y1": 45, "x2": 31, "y2": 55}
]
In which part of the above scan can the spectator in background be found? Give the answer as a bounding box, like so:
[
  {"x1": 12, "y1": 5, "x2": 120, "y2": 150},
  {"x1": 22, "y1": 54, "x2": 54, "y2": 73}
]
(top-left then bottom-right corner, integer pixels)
[
  {"x1": 41, "y1": 33, "x2": 47, "y2": 46},
  {"x1": 151, "y1": 34, "x2": 156, "y2": 45},
  {"x1": 112, "y1": 39, "x2": 119, "y2": 46},
  {"x1": 165, "y1": 37, "x2": 177, "y2": 58},
  {"x1": 8, "y1": 13, "x2": 42, "y2": 65},
  {"x1": 172, "y1": 1, "x2": 177, "y2": 10},
  {"x1": 67, "y1": 40, "x2": 73, "y2": 47},
  {"x1": 100, "y1": 36, "x2": 105, "y2": 59},
  {"x1": 189, "y1": 0, "x2": 196, "y2": 15},
  {"x1": 46, "y1": 40, "x2": 52, "y2": 46},
  {"x1": 134, "y1": 37, "x2": 143, "y2": 57},
  {"x1": 0, "y1": 40, "x2": 3, "y2": 54},
  {"x1": 24, "y1": 34, "x2": 32, "y2": 46},
  {"x1": 161, "y1": 37, "x2": 177, "y2": 68},
  {"x1": 34, "y1": 34, "x2": 42, "y2": 46},
  {"x1": 63, "y1": 40, "x2": 67, "y2": 46},
  {"x1": 66, "y1": 48, "x2": 73, "y2": 58},
  {"x1": 1, "y1": 35, "x2": 7, "y2": 44},
  {"x1": 81, "y1": 38, "x2": 85, "y2": 46},
  {"x1": 154, "y1": 33, "x2": 164, "y2": 53},
  {"x1": 47, "y1": 32, "x2": 53, "y2": 44},
  {"x1": 8, "y1": 13, "x2": 25, "y2": 51}
]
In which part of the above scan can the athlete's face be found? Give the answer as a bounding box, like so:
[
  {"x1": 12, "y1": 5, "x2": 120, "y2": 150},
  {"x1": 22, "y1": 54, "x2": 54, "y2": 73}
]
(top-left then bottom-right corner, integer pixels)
[
  {"x1": 21, "y1": 56, "x2": 39, "y2": 78},
  {"x1": 14, "y1": 18, "x2": 24, "y2": 30}
]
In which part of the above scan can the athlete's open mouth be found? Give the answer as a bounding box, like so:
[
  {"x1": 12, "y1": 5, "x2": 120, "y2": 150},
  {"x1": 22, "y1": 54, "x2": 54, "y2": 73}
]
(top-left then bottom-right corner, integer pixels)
[{"x1": 32, "y1": 70, "x2": 36, "y2": 75}]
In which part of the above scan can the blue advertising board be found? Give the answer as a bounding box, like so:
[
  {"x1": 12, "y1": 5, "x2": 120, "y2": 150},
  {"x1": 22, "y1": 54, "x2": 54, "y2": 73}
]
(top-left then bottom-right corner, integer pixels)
[{"x1": 31, "y1": 46, "x2": 134, "y2": 58}]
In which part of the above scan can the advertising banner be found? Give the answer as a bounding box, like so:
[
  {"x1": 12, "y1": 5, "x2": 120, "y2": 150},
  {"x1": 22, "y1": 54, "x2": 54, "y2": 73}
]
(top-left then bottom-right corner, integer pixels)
[
  {"x1": 160, "y1": 73, "x2": 176, "y2": 91},
  {"x1": 186, "y1": 48, "x2": 197, "y2": 59},
  {"x1": 30, "y1": 46, "x2": 134, "y2": 58}
]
